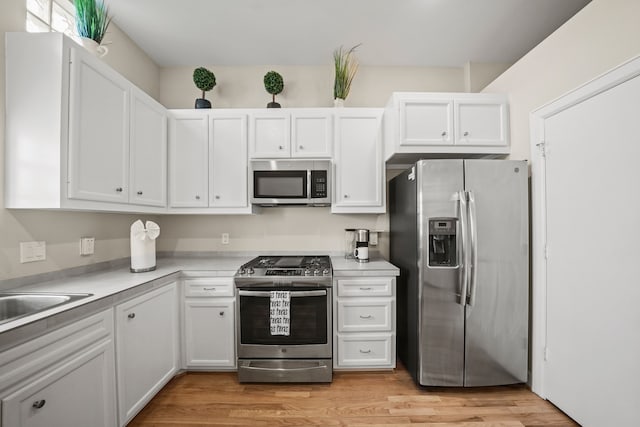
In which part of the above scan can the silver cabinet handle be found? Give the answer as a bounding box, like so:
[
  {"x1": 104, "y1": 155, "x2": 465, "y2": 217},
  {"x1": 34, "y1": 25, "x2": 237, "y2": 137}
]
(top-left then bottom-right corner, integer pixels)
[
  {"x1": 278, "y1": 145, "x2": 284, "y2": 150},
  {"x1": 195, "y1": 195, "x2": 200, "y2": 200},
  {"x1": 128, "y1": 313, "x2": 136, "y2": 319},
  {"x1": 203, "y1": 287, "x2": 216, "y2": 291},
  {"x1": 359, "y1": 349, "x2": 372, "y2": 354},
  {"x1": 463, "y1": 131, "x2": 469, "y2": 136},
  {"x1": 441, "y1": 131, "x2": 447, "y2": 136},
  {"x1": 137, "y1": 191, "x2": 143, "y2": 195},
  {"x1": 359, "y1": 314, "x2": 372, "y2": 319},
  {"x1": 344, "y1": 194, "x2": 349, "y2": 198},
  {"x1": 299, "y1": 145, "x2": 304, "y2": 149},
  {"x1": 359, "y1": 287, "x2": 372, "y2": 291},
  {"x1": 215, "y1": 195, "x2": 220, "y2": 199},
  {"x1": 115, "y1": 187, "x2": 123, "y2": 192},
  {"x1": 32, "y1": 400, "x2": 46, "y2": 409},
  {"x1": 219, "y1": 311, "x2": 225, "y2": 317}
]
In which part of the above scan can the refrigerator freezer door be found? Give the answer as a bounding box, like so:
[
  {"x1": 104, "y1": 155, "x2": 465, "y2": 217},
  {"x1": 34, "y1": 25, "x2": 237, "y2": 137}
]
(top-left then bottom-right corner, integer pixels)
[
  {"x1": 463, "y1": 160, "x2": 528, "y2": 386},
  {"x1": 416, "y1": 159, "x2": 465, "y2": 386}
]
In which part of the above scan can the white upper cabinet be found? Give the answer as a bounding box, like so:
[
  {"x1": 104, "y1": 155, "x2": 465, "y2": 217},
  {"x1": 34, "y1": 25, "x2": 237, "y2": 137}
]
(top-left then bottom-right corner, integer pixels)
[
  {"x1": 384, "y1": 92, "x2": 509, "y2": 163},
  {"x1": 249, "y1": 110, "x2": 291, "y2": 158},
  {"x1": 168, "y1": 110, "x2": 253, "y2": 214},
  {"x1": 210, "y1": 113, "x2": 249, "y2": 208},
  {"x1": 249, "y1": 109, "x2": 333, "y2": 159},
  {"x1": 168, "y1": 111, "x2": 209, "y2": 208},
  {"x1": 332, "y1": 109, "x2": 385, "y2": 214},
  {"x1": 5, "y1": 32, "x2": 168, "y2": 213},
  {"x1": 68, "y1": 48, "x2": 130, "y2": 204},
  {"x1": 291, "y1": 110, "x2": 333, "y2": 158},
  {"x1": 129, "y1": 88, "x2": 168, "y2": 207}
]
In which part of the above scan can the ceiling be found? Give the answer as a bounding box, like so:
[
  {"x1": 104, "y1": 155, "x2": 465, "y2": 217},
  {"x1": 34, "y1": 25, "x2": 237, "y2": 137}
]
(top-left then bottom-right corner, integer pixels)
[{"x1": 107, "y1": 0, "x2": 591, "y2": 68}]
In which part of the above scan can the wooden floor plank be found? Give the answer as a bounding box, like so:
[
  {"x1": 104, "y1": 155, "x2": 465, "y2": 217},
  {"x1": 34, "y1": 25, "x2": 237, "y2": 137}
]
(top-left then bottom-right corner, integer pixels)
[{"x1": 129, "y1": 364, "x2": 577, "y2": 427}]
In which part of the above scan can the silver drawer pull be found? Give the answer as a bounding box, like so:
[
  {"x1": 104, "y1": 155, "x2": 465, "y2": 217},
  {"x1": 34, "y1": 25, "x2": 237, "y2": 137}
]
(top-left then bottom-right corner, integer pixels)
[
  {"x1": 128, "y1": 313, "x2": 135, "y2": 319},
  {"x1": 32, "y1": 400, "x2": 46, "y2": 409},
  {"x1": 203, "y1": 287, "x2": 216, "y2": 291},
  {"x1": 359, "y1": 349, "x2": 372, "y2": 354},
  {"x1": 359, "y1": 314, "x2": 373, "y2": 319},
  {"x1": 359, "y1": 287, "x2": 373, "y2": 291},
  {"x1": 219, "y1": 311, "x2": 225, "y2": 317}
]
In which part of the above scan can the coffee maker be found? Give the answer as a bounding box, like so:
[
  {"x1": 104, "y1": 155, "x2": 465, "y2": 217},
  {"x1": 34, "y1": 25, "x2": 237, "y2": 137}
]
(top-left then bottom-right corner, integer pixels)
[{"x1": 354, "y1": 229, "x2": 370, "y2": 263}]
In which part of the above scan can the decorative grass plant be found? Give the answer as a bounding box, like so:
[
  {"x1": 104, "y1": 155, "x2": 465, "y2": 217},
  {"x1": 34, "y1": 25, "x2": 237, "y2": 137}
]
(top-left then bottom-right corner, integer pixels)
[
  {"x1": 333, "y1": 44, "x2": 361, "y2": 101},
  {"x1": 74, "y1": 0, "x2": 112, "y2": 44}
]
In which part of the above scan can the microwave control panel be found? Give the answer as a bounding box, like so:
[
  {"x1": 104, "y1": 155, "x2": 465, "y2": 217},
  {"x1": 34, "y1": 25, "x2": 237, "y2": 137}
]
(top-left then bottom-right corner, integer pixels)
[{"x1": 310, "y1": 170, "x2": 328, "y2": 199}]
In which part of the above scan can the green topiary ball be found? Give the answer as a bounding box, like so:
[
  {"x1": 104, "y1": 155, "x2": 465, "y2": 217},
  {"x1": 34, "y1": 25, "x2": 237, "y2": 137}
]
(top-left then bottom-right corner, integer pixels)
[
  {"x1": 193, "y1": 67, "x2": 216, "y2": 92},
  {"x1": 264, "y1": 71, "x2": 284, "y2": 95}
]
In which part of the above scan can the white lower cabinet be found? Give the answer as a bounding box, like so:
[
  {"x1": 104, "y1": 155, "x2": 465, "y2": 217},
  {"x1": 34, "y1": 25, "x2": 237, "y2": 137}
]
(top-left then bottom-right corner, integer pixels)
[
  {"x1": 0, "y1": 310, "x2": 116, "y2": 427},
  {"x1": 334, "y1": 276, "x2": 396, "y2": 369},
  {"x1": 183, "y1": 275, "x2": 236, "y2": 369},
  {"x1": 115, "y1": 282, "x2": 179, "y2": 425}
]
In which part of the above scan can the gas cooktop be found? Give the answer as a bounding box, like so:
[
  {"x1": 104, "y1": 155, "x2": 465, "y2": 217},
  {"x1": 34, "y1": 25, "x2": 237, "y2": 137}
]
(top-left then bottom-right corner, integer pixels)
[{"x1": 236, "y1": 255, "x2": 332, "y2": 278}]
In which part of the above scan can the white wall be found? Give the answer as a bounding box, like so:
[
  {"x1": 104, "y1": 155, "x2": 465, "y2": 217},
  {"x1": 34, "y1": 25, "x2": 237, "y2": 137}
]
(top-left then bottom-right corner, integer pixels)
[
  {"x1": 0, "y1": 0, "x2": 161, "y2": 282},
  {"x1": 483, "y1": 0, "x2": 640, "y2": 160}
]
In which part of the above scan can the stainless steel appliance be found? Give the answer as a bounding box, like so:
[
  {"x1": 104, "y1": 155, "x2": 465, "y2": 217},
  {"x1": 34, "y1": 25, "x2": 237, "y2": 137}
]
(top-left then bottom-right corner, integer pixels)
[
  {"x1": 234, "y1": 255, "x2": 333, "y2": 382},
  {"x1": 250, "y1": 160, "x2": 330, "y2": 206},
  {"x1": 390, "y1": 159, "x2": 528, "y2": 387},
  {"x1": 354, "y1": 229, "x2": 370, "y2": 263}
]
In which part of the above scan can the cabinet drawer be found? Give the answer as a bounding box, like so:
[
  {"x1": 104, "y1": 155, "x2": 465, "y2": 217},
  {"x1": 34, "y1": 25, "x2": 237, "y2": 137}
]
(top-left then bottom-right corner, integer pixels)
[
  {"x1": 184, "y1": 277, "x2": 234, "y2": 297},
  {"x1": 337, "y1": 299, "x2": 393, "y2": 332},
  {"x1": 336, "y1": 278, "x2": 393, "y2": 297},
  {"x1": 337, "y1": 334, "x2": 393, "y2": 367}
]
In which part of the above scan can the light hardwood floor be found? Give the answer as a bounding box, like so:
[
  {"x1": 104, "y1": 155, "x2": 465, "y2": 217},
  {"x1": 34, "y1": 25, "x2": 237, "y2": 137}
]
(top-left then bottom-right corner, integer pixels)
[{"x1": 129, "y1": 364, "x2": 577, "y2": 426}]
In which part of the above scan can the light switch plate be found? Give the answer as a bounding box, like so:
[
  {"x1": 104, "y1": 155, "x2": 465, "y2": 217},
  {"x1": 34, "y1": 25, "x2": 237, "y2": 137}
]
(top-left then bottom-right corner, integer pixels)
[
  {"x1": 221, "y1": 233, "x2": 230, "y2": 244},
  {"x1": 370, "y1": 232, "x2": 379, "y2": 246},
  {"x1": 20, "y1": 241, "x2": 46, "y2": 263}
]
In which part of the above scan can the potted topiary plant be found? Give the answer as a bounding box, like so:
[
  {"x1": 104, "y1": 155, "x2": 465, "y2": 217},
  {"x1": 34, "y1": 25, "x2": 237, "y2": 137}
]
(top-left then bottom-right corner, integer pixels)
[
  {"x1": 193, "y1": 67, "x2": 216, "y2": 109},
  {"x1": 264, "y1": 71, "x2": 284, "y2": 108},
  {"x1": 333, "y1": 44, "x2": 360, "y2": 106},
  {"x1": 74, "y1": 0, "x2": 112, "y2": 57}
]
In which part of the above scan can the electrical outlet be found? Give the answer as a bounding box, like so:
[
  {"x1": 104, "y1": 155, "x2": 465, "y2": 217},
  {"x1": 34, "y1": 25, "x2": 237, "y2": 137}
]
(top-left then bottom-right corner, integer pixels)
[
  {"x1": 20, "y1": 241, "x2": 46, "y2": 263},
  {"x1": 80, "y1": 237, "x2": 95, "y2": 256},
  {"x1": 221, "y1": 233, "x2": 230, "y2": 244},
  {"x1": 370, "y1": 232, "x2": 379, "y2": 246}
]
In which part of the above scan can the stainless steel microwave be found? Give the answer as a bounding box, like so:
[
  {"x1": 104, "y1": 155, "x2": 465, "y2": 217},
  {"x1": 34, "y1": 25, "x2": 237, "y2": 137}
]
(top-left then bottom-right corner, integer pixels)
[{"x1": 250, "y1": 160, "x2": 331, "y2": 206}]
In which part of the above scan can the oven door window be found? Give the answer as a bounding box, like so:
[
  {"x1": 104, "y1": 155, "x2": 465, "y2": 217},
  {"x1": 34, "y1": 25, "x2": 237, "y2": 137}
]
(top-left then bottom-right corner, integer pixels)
[
  {"x1": 254, "y1": 171, "x2": 307, "y2": 199},
  {"x1": 239, "y1": 290, "x2": 327, "y2": 345}
]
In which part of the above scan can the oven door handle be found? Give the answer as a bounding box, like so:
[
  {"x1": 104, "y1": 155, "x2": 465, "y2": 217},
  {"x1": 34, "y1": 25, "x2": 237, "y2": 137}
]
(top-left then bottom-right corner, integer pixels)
[{"x1": 238, "y1": 290, "x2": 327, "y2": 297}]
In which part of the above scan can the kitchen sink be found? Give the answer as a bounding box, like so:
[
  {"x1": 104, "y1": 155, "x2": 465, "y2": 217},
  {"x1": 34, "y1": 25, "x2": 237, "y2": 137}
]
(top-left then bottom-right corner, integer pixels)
[{"x1": 0, "y1": 292, "x2": 93, "y2": 326}]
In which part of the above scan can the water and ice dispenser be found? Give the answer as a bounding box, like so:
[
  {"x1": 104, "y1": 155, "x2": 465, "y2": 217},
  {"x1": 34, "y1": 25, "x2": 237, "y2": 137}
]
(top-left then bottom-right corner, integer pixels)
[{"x1": 428, "y1": 218, "x2": 457, "y2": 267}]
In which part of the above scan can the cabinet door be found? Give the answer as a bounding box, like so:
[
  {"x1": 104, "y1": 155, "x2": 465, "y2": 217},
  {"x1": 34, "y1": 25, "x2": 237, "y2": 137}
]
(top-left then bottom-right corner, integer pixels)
[
  {"x1": 333, "y1": 110, "x2": 384, "y2": 212},
  {"x1": 130, "y1": 88, "x2": 167, "y2": 206},
  {"x1": 68, "y1": 48, "x2": 130, "y2": 203},
  {"x1": 291, "y1": 111, "x2": 333, "y2": 158},
  {"x1": 184, "y1": 299, "x2": 236, "y2": 368},
  {"x1": 169, "y1": 113, "x2": 209, "y2": 207},
  {"x1": 210, "y1": 114, "x2": 248, "y2": 208},
  {"x1": 2, "y1": 340, "x2": 116, "y2": 427},
  {"x1": 399, "y1": 98, "x2": 453, "y2": 146},
  {"x1": 249, "y1": 111, "x2": 290, "y2": 158},
  {"x1": 116, "y1": 283, "x2": 178, "y2": 425},
  {"x1": 455, "y1": 99, "x2": 508, "y2": 146}
]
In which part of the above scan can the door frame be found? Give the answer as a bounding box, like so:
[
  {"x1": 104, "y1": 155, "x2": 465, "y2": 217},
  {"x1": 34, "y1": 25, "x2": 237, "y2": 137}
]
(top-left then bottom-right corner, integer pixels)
[{"x1": 529, "y1": 54, "x2": 640, "y2": 398}]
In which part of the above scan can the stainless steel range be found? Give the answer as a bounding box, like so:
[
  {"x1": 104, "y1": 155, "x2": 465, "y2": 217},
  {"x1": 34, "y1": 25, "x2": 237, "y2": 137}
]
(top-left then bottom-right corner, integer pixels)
[{"x1": 234, "y1": 255, "x2": 332, "y2": 383}]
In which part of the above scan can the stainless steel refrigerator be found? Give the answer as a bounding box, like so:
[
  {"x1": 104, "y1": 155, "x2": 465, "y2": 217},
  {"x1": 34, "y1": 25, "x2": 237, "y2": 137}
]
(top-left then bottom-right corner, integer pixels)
[{"x1": 390, "y1": 159, "x2": 528, "y2": 387}]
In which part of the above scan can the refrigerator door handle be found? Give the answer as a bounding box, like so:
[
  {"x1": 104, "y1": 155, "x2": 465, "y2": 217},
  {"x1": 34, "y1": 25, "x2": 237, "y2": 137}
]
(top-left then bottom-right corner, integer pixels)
[
  {"x1": 467, "y1": 191, "x2": 478, "y2": 308},
  {"x1": 458, "y1": 190, "x2": 469, "y2": 306}
]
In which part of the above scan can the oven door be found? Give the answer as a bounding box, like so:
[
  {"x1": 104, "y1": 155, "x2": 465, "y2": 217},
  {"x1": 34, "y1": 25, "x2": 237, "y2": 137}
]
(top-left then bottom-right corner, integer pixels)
[{"x1": 237, "y1": 288, "x2": 332, "y2": 359}]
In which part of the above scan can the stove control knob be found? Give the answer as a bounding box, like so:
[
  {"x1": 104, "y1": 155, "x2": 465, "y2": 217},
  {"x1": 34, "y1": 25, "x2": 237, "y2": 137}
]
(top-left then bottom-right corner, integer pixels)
[
  {"x1": 313, "y1": 269, "x2": 320, "y2": 276},
  {"x1": 322, "y1": 268, "x2": 330, "y2": 276},
  {"x1": 247, "y1": 267, "x2": 254, "y2": 275},
  {"x1": 304, "y1": 269, "x2": 312, "y2": 276},
  {"x1": 239, "y1": 267, "x2": 246, "y2": 275}
]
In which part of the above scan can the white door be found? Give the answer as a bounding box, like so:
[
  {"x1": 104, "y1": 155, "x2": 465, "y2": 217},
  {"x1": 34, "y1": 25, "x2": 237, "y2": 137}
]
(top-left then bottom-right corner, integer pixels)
[
  {"x1": 129, "y1": 88, "x2": 167, "y2": 207},
  {"x1": 333, "y1": 110, "x2": 384, "y2": 211},
  {"x1": 291, "y1": 110, "x2": 333, "y2": 158},
  {"x1": 210, "y1": 114, "x2": 248, "y2": 208},
  {"x1": 249, "y1": 111, "x2": 290, "y2": 158},
  {"x1": 540, "y1": 70, "x2": 640, "y2": 426},
  {"x1": 116, "y1": 283, "x2": 178, "y2": 425},
  {"x1": 455, "y1": 99, "x2": 508, "y2": 146},
  {"x1": 169, "y1": 113, "x2": 209, "y2": 207},
  {"x1": 68, "y1": 48, "x2": 129, "y2": 203},
  {"x1": 399, "y1": 98, "x2": 453, "y2": 146},
  {"x1": 184, "y1": 299, "x2": 236, "y2": 367}
]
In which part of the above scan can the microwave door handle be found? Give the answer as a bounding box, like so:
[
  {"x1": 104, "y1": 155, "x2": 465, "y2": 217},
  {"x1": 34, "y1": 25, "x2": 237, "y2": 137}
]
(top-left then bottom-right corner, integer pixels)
[{"x1": 307, "y1": 169, "x2": 311, "y2": 200}]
